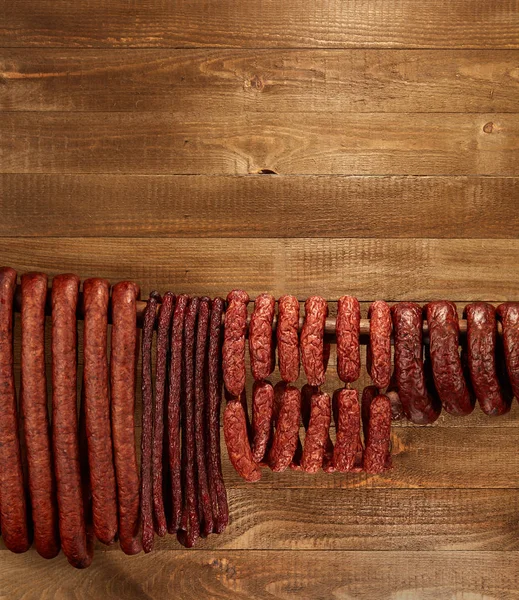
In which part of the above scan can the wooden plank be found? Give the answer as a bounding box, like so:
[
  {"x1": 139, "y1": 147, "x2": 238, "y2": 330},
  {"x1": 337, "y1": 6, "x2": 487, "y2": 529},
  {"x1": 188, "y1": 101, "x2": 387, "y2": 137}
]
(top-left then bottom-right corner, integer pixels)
[
  {"x1": 0, "y1": 237, "x2": 517, "y2": 301},
  {"x1": 0, "y1": 550, "x2": 517, "y2": 599},
  {"x1": 1, "y1": 0, "x2": 519, "y2": 49},
  {"x1": 2, "y1": 49, "x2": 519, "y2": 113},
  {"x1": 2, "y1": 174, "x2": 519, "y2": 238},
  {"x1": 2, "y1": 112, "x2": 518, "y2": 175}
]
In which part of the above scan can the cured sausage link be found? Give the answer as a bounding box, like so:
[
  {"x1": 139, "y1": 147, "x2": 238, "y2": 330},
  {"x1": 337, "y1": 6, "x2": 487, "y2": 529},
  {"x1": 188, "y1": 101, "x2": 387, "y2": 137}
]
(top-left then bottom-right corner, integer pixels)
[
  {"x1": 111, "y1": 281, "x2": 142, "y2": 555},
  {"x1": 277, "y1": 295, "x2": 300, "y2": 383},
  {"x1": 224, "y1": 398, "x2": 262, "y2": 482},
  {"x1": 249, "y1": 293, "x2": 276, "y2": 381},
  {"x1": 140, "y1": 291, "x2": 161, "y2": 553},
  {"x1": 497, "y1": 302, "x2": 519, "y2": 402},
  {"x1": 333, "y1": 388, "x2": 363, "y2": 473},
  {"x1": 336, "y1": 295, "x2": 361, "y2": 384},
  {"x1": 301, "y1": 296, "x2": 328, "y2": 387},
  {"x1": 363, "y1": 393, "x2": 392, "y2": 474},
  {"x1": 82, "y1": 277, "x2": 118, "y2": 546},
  {"x1": 0, "y1": 267, "x2": 30, "y2": 554},
  {"x1": 52, "y1": 273, "x2": 93, "y2": 568},
  {"x1": 251, "y1": 380, "x2": 275, "y2": 464},
  {"x1": 366, "y1": 301, "x2": 392, "y2": 389},
  {"x1": 223, "y1": 289, "x2": 249, "y2": 397},
  {"x1": 268, "y1": 385, "x2": 302, "y2": 472},
  {"x1": 426, "y1": 301, "x2": 474, "y2": 416},
  {"x1": 301, "y1": 392, "x2": 332, "y2": 473},
  {"x1": 21, "y1": 272, "x2": 59, "y2": 559},
  {"x1": 206, "y1": 297, "x2": 228, "y2": 533}
]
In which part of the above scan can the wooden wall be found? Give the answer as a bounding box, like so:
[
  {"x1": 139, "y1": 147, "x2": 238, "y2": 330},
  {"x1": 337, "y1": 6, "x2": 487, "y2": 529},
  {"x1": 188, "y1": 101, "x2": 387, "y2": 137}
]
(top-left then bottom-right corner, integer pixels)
[{"x1": 1, "y1": 1, "x2": 519, "y2": 597}]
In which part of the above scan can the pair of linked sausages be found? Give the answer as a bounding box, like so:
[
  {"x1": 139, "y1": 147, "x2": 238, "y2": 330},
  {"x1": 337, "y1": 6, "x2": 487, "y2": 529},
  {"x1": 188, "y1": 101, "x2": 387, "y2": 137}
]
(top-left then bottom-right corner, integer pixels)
[
  {"x1": 140, "y1": 293, "x2": 228, "y2": 551},
  {"x1": 222, "y1": 292, "x2": 393, "y2": 482}
]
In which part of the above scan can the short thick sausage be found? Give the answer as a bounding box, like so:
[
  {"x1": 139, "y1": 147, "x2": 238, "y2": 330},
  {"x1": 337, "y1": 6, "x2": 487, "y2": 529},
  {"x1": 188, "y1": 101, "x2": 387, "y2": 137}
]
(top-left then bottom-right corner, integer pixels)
[
  {"x1": 249, "y1": 293, "x2": 275, "y2": 381},
  {"x1": 224, "y1": 398, "x2": 262, "y2": 482},
  {"x1": 277, "y1": 295, "x2": 300, "y2": 383},
  {"x1": 223, "y1": 290, "x2": 249, "y2": 397},
  {"x1": 300, "y1": 392, "x2": 332, "y2": 473},
  {"x1": 497, "y1": 302, "x2": 519, "y2": 402},
  {"x1": 366, "y1": 301, "x2": 392, "y2": 389},
  {"x1": 268, "y1": 385, "x2": 302, "y2": 472},
  {"x1": 363, "y1": 394, "x2": 392, "y2": 474},
  {"x1": 251, "y1": 380, "x2": 275, "y2": 464},
  {"x1": 336, "y1": 296, "x2": 361, "y2": 384},
  {"x1": 301, "y1": 296, "x2": 328, "y2": 387},
  {"x1": 333, "y1": 388, "x2": 363, "y2": 472}
]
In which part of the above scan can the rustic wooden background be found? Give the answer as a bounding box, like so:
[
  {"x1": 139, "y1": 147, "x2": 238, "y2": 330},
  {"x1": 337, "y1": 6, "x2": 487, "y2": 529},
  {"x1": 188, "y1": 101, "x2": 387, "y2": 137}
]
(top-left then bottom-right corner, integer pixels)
[{"x1": 1, "y1": 1, "x2": 519, "y2": 598}]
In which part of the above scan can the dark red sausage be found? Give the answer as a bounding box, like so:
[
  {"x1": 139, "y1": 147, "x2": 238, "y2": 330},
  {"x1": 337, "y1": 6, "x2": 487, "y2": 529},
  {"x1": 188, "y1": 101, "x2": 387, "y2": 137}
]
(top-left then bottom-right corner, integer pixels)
[
  {"x1": 301, "y1": 392, "x2": 332, "y2": 473},
  {"x1": 153, "y1": 292, "x2": 175, "y2": 537},
  {"x1": 386, "y1": 371, "x2": 405, "y2": 421},
  {"x1": 21, "y1": 272, "x2": 59, "y2": 559},
  {"x1": 363, "y1": 394, "x2": 392, "y2": 474},
  {"x1": 168, "y1": 294, "x2": 189, "y2": 533},
  {"x1": 140, "y1": 292, "x2": 160, "y2": 553},
  {"x1": 82, "y1": 278, "x2": 118, "y2": 546},
  {"x1": 178, "y1": 297, "x2": 201, "y2": 548},
  {"x1": 333, "y1": 388, "x2": 363, "y2": 472},
  {"x1": 194, "y1": 297, "x2": 214, "y2": 538},
  {"x1": 0, "y1": 267, "x2": 29, "y2": 555},
  {"x1": 464, "y1": 302, "x2": 512, "y2": 416},
  {"x1": 268, "y1": 385, "x2": 302, "y2": 472},
  {"x1": 361, "y1": 385, "x2": 379, "y2": 445},
  {"x1": 497, "y1": 302, "x2": 519, "y2": 401},
  {"x1": 336, "y1": 296, "x2": 361, "y2": 384},
  {"x1": 52, "y1": 273, "x2": 93, "y2": 568},
  {"x1": 391, "y1": 303, "x2": 441, "y2": 424},
  {"x1": 301, "y1": 296, "x2": 328, "y2": 387},
  {"x1": 223, "y1": 290, "x2": 249, "y2": 397},
  {"x1": 251, "y1": 380, "x2": 274, "y2": 463},
  {"x1": 224, "y1": 399, "x2": 262, "y2": 482},
  {"x1": 111, "y1": 281, "x2": 142, "y2": 555},
  {"x1": 426, "y1": 301, "x2": 474, "y2": 416},
  {"x1": 206, "y1": 297, "x2": 228, "y2": 533},
  {"x1": 367, "y1": 301, "x2": 392, "y2": 389},
  {"x1": 249, "y1": 293, "x2": 275, "y2": 381},
  {"x1": 277, "y1": 295, "x2": 300, "y2": 383}
]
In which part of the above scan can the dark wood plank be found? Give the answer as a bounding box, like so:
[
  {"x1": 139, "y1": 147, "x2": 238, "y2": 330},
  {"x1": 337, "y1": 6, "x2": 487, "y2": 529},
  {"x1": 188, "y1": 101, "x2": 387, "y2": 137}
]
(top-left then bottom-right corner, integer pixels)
[
  {"x1": 2, "y1": 49, "x2": 519, "y2": 113},
  {"x1": 2, "y1": 112, "x2": 518, "y2": 175},
  {"x1": 1, "y1": 0, "x2": 518, "y2": 48},
  {"x1": 2, "y1": 174, "x2": 518, "y2": 238},
  {"x1": 0, "y1": 550, "x2": 517, "y2": 599},
  {"x1": 0, "y1": 237, "x2": 517, "y2": 301}
]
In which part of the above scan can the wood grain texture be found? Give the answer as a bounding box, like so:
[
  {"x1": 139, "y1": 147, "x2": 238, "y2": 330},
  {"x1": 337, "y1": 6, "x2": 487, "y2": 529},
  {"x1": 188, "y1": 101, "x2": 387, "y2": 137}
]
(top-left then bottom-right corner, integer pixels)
[
  {"x1": 2, "y1": 112, "x2": 519, "y2": 175},
  {"x1": 0, "y1": 550, "x2": 517, "y2": 600},
  {"x1": 0, "y1": 237, "x2": 518, "y2": 301},
  {"x1": 1, "y1": 0, "x2": 519, "y2": 49},
  {"x1": 2, "y1": 174, "x2": 519, "y2": 238},
  {"x1": 2, "y1": 49, "x2": 519, "y2": 113}
]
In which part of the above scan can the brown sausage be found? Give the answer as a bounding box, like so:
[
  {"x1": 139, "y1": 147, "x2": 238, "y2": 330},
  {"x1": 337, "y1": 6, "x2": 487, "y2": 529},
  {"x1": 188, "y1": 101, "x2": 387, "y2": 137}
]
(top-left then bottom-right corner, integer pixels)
[
  {"x1": 366, "y1": 301, "x2": 392, "y2": 389},
  {"x1": 300, "y1": 392, "x2": 332, "y2": 473},
  {"x1": 223, "y1": 289, "x2": 249, "y2": 397},
  {"x1": 301, "y1": 296, "x2": 328, "y2": 387},
  {"x1": 251, "y1": 380, "x2": 275, "y2": 463},
  {"x1": 224, "y1": 398, "x2": 262, "y2": 482},
  {"x1": 52, "y1": 273, "x2": 93, "y2": 568},
  {"x1": 0, "y1": 267, "x2": 30, "y2": 554},
  {"x1": 497, "y1": 302, "x2": 519, "y2": 402},
  {"x1": 277, "y1": 295, "x2": 300, "y2": 383},
  {"x1": 111, "y1": 281, "x2": 142, "y2": 555},
  {"x1": 268, "y1": 385, "x2": 302, "y2": 472},
  {"x1": 82, "y1": 277, "x2": 118, "y2": 546},
  {"x1": 336, "y1": 295, "x2": 361, "y2": 384},
  {"x1": 333, "y1": 388, "x2": 363, "y2": 473},
  {"x1": 21, "y1": 272, "x2": 59, "y2": 559},
  {"x1": 249, "y1": 293, "x2": 275, "y2": 381}
]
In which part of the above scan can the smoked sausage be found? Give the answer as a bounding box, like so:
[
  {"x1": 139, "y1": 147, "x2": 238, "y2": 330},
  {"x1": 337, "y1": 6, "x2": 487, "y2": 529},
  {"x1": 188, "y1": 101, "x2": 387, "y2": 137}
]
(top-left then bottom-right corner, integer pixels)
[
  {"x1": 300, "y1": 392, "x2": 332, "y2": 473},
  {"x1": 251, "y1": 380, "x2": 275, "y2": 464},
  {"x1": 333, "y1": 388, "x2": 363, "y2": 472},
  {"x1": 363, "y1": 394, "x2": 392, "y2": 474},
  {"x1": 301, "y1": 296, "x2": 328, "y2": 387},
  {"x1": 336, "y1": 295, "x2": 361, "y2": 384},
  {"x1": 497, "y1": 302, "x2": 519, "y2": 402},
  {"x1": 224, "y1": 398, "x2": 262, "y2": 482},
  {"x1": 249, "y1": 293, "x2": 275, "y2": 381},
  {"x1": 366, "y1": 301, "x2": 392, "y2": 389},
  {"x1": 223, "y1": 290, "x2": 249, "y2": 397},
  {"x1": 268, "y1": 385, "x2": 302, "y2": 472},
  {"x1": 277, "y1": 295, "x2": 300, "y2": 383}
]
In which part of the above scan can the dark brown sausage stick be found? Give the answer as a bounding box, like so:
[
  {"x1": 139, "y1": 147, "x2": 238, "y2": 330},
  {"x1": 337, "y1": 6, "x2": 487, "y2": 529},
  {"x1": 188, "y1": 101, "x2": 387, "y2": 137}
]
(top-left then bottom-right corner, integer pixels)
[
  {"x1": 83, "y1": 278, "x2": 118, "y2": 546},
  {"x1": 52, "y1": 273, "x2": 93, "y2": 568},
  {"x1": 21, "y1": 272, "x2": 59, "y2": 559},
  {"x1": 111, "y1": 281, "x2": 142, "y2": 555}
]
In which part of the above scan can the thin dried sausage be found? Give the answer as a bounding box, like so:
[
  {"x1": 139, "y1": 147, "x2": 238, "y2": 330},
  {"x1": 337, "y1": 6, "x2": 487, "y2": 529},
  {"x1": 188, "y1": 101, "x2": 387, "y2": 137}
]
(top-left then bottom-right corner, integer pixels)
[
  {"x1": 140, "y1": 291, "x2": 160, "y2": 553},
  {"x1": 268, "y1": 385, "x2": 302, "y2": 472},
  {"x1": 277, "y1": 295, "x2": 300, "y2": 383},
  {"x1": 224, "y1": 398, "x2": 262, "y2": 482},
  {"x1": 336, "y1": 295, "x2": 361, "y2": 383},
  {"x1": 21, "y1": 272, "x2": 59, "y2": 559},
  {"x1": 111, "y1": 280, "x2": 142, "y2": 555},
  {"x1": 391, "y1": 302, "x2": 441, "y2": 425},
  {"x1": 52, "y1": 273, "x2": 93, "y2": 567},
  {"x1": 426, "y1": 301, "x2": 474, "y2": 416},
  {"x1": 300, "y1": 392, "x2": 332, "y2": 473},
  {"x1": 333, "y1": 388, "x2": 363, "y2": 472},
  {"x1": 464, "y1": 302, "x2": 512, "y2": 416},
  {"x1": 251, "y1": 380, "x2": 274, "y2": 464},
  {"x1": 223, "y1": 290, "x2": 249, "y2": 397},
  {"x1": 0, "y1": 267, "x2": 30, "y2": 554},
  {"x1": 497, "y1": 302, "x2": 519, "y2": 402},
  {"x1": 153, "y1": 292, "x2": 175, "y2": 537},
  {"x1": 206, "y1": 297, "x2": 229, "y2": 533},
  {"x1": 301, "y1": 296, "x2": 328, "y2": 387},
  {"x1": 249, "y1": 293, "x2": 275, "y2": 381},
  {"x1": 366, "y1": 301, "x2": 392, "y2": 389},
  {"x1": 83, "y1": 277, "x2": 118, "y2": 546}
]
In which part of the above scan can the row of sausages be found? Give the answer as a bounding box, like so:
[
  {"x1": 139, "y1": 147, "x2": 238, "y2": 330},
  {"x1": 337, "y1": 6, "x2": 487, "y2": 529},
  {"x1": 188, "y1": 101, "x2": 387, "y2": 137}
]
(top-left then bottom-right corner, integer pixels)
[
  {"x1": 0, "y1": 267, "x2": 228, "y2": 568},
  {"x1": 220, "y1": 292, "x2": 519, "y2": 481}
]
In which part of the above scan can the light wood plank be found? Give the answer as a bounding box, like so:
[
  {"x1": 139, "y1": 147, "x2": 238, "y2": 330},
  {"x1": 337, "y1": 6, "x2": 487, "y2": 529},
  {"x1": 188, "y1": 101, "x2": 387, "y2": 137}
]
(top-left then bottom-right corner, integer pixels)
[
  {"x1": 2, "y1": 112, "x2": 519, "y2": 175},
  {"x1": 2, "y1": 174, "x2": 519, "y2": 238},
  {"x1": 2, "y1": 49, "x2": 519, "y2": 113},
  {"x1": 0, "y1": 550, "x2": 517, "y2": 599},
  {"x1": 0, "y1": 237, "x2": 517, "y2": 301},
  {"x1": 1, "y1": 0, "x2": 519, "y2": 49}
]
